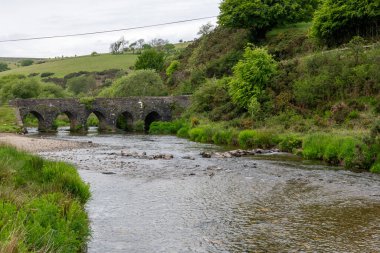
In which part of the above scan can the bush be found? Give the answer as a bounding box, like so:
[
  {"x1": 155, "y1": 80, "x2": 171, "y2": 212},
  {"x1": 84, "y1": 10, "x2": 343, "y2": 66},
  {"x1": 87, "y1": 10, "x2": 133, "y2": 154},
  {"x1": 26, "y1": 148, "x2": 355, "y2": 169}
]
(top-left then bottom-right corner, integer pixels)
[
  {"x1": 66, "y1": 75, "x2": 97, "y2": 95},
  {"x1": 278, "y1": 135, "x2": 303, "y2": 153},
  {"x1": 188, "y1": 126, "x2": 214, "y2": 143},
  {"x1": 302, "y1": 133, "x2": 362, "y2": 167},
  {"x1": 0, "y1": 62, "x2": 9, "y2": 72},
  {"x1": 149, "y1": 120, "x2": 186, "y2": 135},
  {"x1": 177, "y1": 126, "x2": 190, "y2": 138},
  {"x1": 370, "y1": 161, "x2": 380, "y2": 173},
  {"x1": 238, "y1": 130, "x2": 278, "y2": 149},
  {"x1": 106, "y1": 70, "x2": 167, "y2": 97},
  {"x1": 135, "y1": 49, "x2": 165, "y2": 71},
  {"x1": 20, "y1": 59, "x2": 34, "y2": 66},
  {"x1": 229, "y1": 46, "x2": 277, "y2": 109},
  {"x1": 190, "y1": 78, "x2": 239, "y2": 121},
  {"x1": 212, "y1": 129, "x2": 238, "y2": 146},
  {"x1": 40, "y1": 72, "x2": 54, "y2": 78}
]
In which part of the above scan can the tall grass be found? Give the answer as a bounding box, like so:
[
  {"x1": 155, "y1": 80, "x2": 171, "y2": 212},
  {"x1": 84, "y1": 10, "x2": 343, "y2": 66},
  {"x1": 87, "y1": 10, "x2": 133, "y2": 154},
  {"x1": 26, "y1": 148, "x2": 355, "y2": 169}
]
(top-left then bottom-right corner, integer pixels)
[
  {"x1": 302, "y1": 133, "x2": 365, "y2": 167},
  {"x1": 148, "y1": 120, "x2": 186, "y2": 135},
  {"x1": 0, "y1": 145, "x2": 90, "y2": 252}
]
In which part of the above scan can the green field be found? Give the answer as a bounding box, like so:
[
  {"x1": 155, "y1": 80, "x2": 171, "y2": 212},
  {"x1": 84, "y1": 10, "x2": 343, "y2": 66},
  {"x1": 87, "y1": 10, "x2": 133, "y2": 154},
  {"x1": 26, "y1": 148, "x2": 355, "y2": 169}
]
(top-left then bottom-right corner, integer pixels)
[
  {"x1": 0, "y1": 42, "x2": 191, "y2": 77},
  {"x1": 0, "y1": 53, "x2": 138, "y2": 77}
]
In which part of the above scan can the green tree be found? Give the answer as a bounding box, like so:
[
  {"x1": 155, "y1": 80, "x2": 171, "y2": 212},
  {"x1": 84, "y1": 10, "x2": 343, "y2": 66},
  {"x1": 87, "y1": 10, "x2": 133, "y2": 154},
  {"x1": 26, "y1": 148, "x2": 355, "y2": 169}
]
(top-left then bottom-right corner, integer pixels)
[
  {"x1": 228, "y1": 46, "x2": 277, "y2": 109},
  {"x1": 104, "y1": 70, "x2": 167, "y2": 97},
  {"x1": 39, "y1": 83, "x2": 67, "y2": 98},
  {"x1": 0, "y1": 62, "x2": 9, "y2": 72},
  {"x1": 218, "y1": 0, "x2": 319, "y2": 38},
  {"x1": 10, "y1": 78, "x2": 41, "y2": 99},
  {"x1": 135, "y1": 49, "x2": 165, "y2": 71},
  {"x1": 311, "y1": 0, "x2": 379, "y2": 46}
]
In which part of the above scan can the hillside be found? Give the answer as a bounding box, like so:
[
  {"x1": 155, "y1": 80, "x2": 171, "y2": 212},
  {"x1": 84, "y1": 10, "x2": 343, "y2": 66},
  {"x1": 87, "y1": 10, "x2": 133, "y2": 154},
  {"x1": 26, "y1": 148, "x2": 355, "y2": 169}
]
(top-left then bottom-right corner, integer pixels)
[
  {"x1": 0, "y1": 53, "x2": 138, "y2": 77},
  {"x1": 0, "y1": 42, "x2": 190, "y2": 77}
]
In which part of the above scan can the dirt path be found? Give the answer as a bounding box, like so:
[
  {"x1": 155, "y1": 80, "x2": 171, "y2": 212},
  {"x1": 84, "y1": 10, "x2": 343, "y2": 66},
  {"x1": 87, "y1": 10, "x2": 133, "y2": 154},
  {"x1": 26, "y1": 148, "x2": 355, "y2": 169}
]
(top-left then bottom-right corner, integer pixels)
[{"x1": 0, "y1": 133, "x2": 96, "y2": 152}]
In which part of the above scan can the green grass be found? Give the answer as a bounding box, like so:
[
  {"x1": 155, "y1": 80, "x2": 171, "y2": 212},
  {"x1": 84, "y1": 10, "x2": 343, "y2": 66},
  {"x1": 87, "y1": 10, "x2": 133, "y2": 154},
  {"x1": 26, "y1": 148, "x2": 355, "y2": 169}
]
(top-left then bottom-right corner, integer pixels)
[
  {"x1": 0, "y1": 105, "x2": 21, "y2": 133},
  {"x1": 0, "y1": 53, "x2": 138, "y2": 78},
  {"x1": 0, "y1": 145, "x2": 90, "y2": 252}
]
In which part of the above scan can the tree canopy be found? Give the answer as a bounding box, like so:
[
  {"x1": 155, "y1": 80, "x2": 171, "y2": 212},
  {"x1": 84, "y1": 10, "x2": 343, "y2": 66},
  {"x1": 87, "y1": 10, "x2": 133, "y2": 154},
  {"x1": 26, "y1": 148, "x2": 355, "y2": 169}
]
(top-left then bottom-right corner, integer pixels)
[
  {"x1": 228, "y1": 46, "x2": 277, "y2": 109},
  {"x1": 134, "y1": 49, "x2": 165, "y2": 71},
  {"x1": 0, "y1": 62, "x2": 9, "y2": 72},
  {"x1": 311, "y1": 0, "x2": 380, "y2": 46},
  {"x1": 98, "y1": 70, "x2": 167, "y2": 97},
  {"x1": 218, "y1": 0, "x2": 319, "y2": 38}
]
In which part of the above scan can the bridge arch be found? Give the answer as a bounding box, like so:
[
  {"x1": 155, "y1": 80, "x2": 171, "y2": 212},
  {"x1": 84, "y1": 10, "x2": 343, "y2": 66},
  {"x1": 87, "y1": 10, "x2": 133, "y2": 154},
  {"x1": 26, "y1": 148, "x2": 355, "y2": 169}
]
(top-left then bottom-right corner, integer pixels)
[
  {"x1": 144, "y1": 111, "x2": 162, "y2": 132},
  {"x1": 23, "y1": 111, "x2": 45, "y2": 131},
  {"x1": 116, "y1": 111, "x2": 134, "y2": 131},
  {"x1": 53, "y1": 111, "x2": 77, "y2": 130},
  {"x1": 86, "y1": 110, "x2": 107, "y2": 131}
]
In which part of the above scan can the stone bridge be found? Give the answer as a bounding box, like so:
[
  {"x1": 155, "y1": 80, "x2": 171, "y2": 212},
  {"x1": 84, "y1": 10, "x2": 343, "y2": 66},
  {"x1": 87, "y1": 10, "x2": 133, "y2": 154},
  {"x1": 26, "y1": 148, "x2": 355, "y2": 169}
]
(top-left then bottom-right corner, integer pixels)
[{"x1": 9, "y1": 96, "x2": 190, "y2": 132}]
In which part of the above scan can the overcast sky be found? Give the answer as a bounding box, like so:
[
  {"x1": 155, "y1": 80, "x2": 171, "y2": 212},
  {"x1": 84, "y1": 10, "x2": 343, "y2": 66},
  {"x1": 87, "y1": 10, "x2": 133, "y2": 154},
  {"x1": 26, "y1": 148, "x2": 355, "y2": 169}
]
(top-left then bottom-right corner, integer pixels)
[{"x1": 0, "y1": 0, "x2": 220, "y2": 58}]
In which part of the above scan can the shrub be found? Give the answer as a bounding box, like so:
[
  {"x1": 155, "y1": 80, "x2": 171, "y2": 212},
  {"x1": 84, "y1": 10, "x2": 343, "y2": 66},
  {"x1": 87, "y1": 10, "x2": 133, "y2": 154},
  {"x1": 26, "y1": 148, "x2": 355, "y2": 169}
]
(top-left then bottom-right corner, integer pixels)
[
  {"x1": 110, "y1": 70, "x2": 167, "y2": 97},
  {"x1": 40, "y1": 72, "x2": 54, "y2": 78},
  {"x1": 188, "y1": 126, "x2": 214, "y2": 143},
  {"x1": 302, "y1": 133, "x2": 362, "y2": 167},
  {"x1": 177, "y1": 126, "x2": 190, "y2": 138},
  {"x1": 370, "y1": 161, "x2": 380, "y2": 174},
  {"x1": 66, "y1": 75, "x2": 97, "y2": 95},
  {"x1": 20, "y1": 59, "x2": 34, "y2": 66},
  {"x1": 149, "y1": 120, "x2": 186, "y2": 135},
  {"x1": 0, "y1": 62, "x2": 9, "y2": 72},
  {"x1": 229, "y1": 46, "x2": 277, "y2": 109},
  {"x1": 166, "y1": 60, "x2": 180, "y2": 77},
  {"x1": 238, "y1": 130, "x2": 278, "y2": 149},
  {"x1": 135, "y1": 49, "x2": 165, "y2": 71},
  {"x1": 278, "y1": 135, "x2": 303, "y2": 153}
]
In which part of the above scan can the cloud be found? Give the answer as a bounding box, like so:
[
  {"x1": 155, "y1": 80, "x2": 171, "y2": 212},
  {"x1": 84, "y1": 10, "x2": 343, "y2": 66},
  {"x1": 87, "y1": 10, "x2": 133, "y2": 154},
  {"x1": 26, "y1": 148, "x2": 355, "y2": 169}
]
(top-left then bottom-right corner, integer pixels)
[{"x1": 0, "y1": 0, "x2": 220, "y2": 57}]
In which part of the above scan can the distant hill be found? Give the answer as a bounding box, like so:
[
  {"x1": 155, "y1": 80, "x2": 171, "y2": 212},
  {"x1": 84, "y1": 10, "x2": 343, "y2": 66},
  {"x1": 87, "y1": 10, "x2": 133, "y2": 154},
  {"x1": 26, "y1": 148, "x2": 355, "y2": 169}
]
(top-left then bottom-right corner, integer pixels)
[
  {"x1": 0, "y1": 42, "x2": 191, "y2": 78},
  {"x1": 0, "y1": 54, "x2": 138, "y2": 77}
]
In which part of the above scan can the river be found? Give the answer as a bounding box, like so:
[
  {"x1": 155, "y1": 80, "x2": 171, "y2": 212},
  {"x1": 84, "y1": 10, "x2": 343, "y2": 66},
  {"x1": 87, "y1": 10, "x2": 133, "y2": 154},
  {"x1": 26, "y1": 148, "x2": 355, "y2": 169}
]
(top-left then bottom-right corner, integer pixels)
[{"x1": 34, "y1": 129, "x2": 380, "y2": 252}]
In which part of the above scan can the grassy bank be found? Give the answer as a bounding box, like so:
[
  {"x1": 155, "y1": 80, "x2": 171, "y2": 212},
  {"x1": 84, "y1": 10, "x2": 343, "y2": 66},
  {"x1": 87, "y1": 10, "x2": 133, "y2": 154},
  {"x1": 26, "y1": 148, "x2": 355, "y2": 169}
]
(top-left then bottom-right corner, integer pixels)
[
  {"x1": 0, "y1": 105, "x2": 21, "y2": 133},
  {"x1": 149, "y1": 120, "x2": 380, "y2": 173},
  {"x1": 0, "y1": 145, "x2": 91, "y2": 252}
]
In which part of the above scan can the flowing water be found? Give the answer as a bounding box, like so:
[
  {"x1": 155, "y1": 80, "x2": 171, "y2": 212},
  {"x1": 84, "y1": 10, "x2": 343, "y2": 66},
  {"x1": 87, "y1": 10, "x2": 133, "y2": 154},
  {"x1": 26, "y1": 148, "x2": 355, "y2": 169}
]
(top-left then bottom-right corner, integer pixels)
[{"x1": 34, "y1": 129, "x2": 380, "y2": 252}]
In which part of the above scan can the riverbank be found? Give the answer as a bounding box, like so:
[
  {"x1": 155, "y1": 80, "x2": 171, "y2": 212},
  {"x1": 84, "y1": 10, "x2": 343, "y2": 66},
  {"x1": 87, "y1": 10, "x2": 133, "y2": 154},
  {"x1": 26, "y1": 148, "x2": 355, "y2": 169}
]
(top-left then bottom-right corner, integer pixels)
[
  {"x1": 0, "y1": 138, "x2": 92, "y2": 251},
  {"x1": 149, "y1": 120, "x2": 380, "y2": 173},
  {"x1": 0, "y1": 133, "x2": 97, "y2": 152}
]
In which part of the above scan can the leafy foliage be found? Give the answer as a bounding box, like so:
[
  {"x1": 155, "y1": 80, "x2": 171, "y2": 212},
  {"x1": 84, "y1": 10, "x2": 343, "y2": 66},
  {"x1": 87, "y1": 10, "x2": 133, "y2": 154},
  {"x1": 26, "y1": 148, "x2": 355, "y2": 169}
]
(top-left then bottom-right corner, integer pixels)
[
  {"x1": 311, "y1": 0, "x2": 380, "y2": 46},
  {"x1": 66, "y1": 75, "x2": 97, "y2": 96},
  {"x1": 0, "y1": 62, "x2": 9, "y2": 72},
  {"x1": 218, "y1": 0, "x2": 319, "y2": 38},
  {"x1": 190, "y1": 78, "x2": 240, "y2": 121},
  {"x1": 228, "y1": 46, "x2": 277, "y2": 109},
  {"x1": 98, "y1": 70, "x2": 167, "y2": 97},
  {"x1": 135, "y1": 49, "x2": 165, "y2": 71}
]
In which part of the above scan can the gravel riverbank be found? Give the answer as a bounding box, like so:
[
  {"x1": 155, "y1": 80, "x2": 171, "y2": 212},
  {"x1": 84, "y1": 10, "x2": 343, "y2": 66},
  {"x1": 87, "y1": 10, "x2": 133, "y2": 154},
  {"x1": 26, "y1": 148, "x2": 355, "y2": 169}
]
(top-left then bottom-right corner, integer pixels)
[{"x1": 0, "y1": 133, "x2": 97, "y2": 152}]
